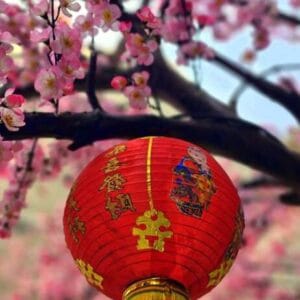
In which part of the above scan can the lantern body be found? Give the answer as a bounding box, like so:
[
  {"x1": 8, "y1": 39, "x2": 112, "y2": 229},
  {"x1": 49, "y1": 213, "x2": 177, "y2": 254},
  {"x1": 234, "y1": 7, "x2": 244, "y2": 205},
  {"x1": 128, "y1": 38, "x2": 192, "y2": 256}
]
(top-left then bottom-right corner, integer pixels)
[{"x1": 63, "y1": 137, "x2": 244, "y2": 300}]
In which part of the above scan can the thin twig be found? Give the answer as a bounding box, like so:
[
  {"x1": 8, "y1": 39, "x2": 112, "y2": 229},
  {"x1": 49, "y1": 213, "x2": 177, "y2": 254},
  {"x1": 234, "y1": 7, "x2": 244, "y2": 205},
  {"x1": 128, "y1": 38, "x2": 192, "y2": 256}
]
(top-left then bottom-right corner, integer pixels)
[
  {"x1": 86, "y1": 51, "x2": 103, "y2": 111},
  {"x1": 230, "y1": 63, "x2": 300, "y2": 111},
  {"x1": 14, "y1": 138, "x2": 38, "y2": 199}
]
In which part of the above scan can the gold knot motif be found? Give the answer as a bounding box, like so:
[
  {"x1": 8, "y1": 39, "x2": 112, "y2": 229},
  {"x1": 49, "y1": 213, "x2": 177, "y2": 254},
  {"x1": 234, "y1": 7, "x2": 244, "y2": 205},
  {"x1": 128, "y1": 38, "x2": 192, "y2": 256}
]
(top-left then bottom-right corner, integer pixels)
[
  {"x1": 132, "y1": 209, "x2": 173, "y2": 252},
  {"x1": 75, "y1": 259, "x2": 104, "y2": 289}
]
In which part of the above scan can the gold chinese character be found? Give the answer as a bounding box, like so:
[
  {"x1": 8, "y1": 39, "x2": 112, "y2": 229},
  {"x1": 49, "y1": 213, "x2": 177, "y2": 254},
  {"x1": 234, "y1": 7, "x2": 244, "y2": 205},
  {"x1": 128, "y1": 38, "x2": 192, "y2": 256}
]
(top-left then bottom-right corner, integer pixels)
[
  {"x1": 207, "y1": 259, "x2": 234, "y2": 287},
  {"x1": 99, "y1": 173, "x2": 126, "y2": 192},
  {"x1": 132, "y1": 209, "x2": 173, "y2": 252},
  {"x1": 66, "y1": 186, "x2": 80, "y2": 212},
  {"x1": 76, "y1": 259, "x2": 104, "y2": 289},
  {"x1": 103, "y1": 157, "x2": 122, "y2": 174},
  {"x1": 105, "y1": 144, "x2": 127, "y2": 157},
  {"x1": 106, "y1": 193, "x2": 135, "y2": 219},
  {"x1": 69, "y1": 216, "x2": 86, "y2": 243}
]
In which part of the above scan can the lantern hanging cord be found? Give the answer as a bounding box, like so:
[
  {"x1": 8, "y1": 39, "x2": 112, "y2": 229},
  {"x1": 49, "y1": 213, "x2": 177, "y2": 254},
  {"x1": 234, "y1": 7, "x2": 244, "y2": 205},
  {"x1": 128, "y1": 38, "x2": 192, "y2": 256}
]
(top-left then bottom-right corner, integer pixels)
[{"x1": 146, "y1": 137, "x2": 155, "y2": 211}]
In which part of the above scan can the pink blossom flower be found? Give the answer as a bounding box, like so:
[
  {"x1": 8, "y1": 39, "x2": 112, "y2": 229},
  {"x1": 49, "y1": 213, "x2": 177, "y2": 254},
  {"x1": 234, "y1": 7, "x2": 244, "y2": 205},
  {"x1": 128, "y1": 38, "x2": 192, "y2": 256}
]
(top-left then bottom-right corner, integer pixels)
[
  {"x1": 137, "y1": 7, "x2": 162, "y2": 32},
  {"x1": 50, "y1": 23, "x2": 81, "y2": 55},
  {"x1": 34, "y1": 67, "x2": 63, "y2": 100},
  {"x1": 0, "y1": 31, "x2": 19, "y2": 45},
  {"x1": 124, "y1": 85, "x2": 151, "y2": 110},
  {"x1": 0, "y1": 140, "x2": 14, "y2": 162},
  {"x1": 254, "y1": 26, "x2": 270, "y2": 50},
  {"x1": 125, "y1": 34, "x2": 158, "y2": 66},
  {"x1": 59, "y1": 0, "x2": 81, "y2": 17},
  {"x1": 0, "y1": 107, "x2": 25, "y2": 131},
  {"x1": 161, "y1": 18, "x2": 190, "y2": 43},
  {"x1": 1, "y1": 88, "x2": 25, "y2": 108},
  {"x1": 119, "y1": 21, "x2": 132, "y2": 33},
  {"x1": 178, "y1": 41, "x2": 214, "y2": 64},
  {"x1": 57, "y1": 55, "x2": 85, "y2": 81},
  {"x1": 290, "y1": 0, "x2": 300, "y2": 7},
  {"x1": 132, "y1": 71, "x2": 150, "y2": 87},
  {"x1": 196, "y1": 14, "x2": 216, "y2": 26},
  {"x1": 0, "y1": 53, "x2": 14, "y2": 85},
  {"x1": 95, "y1": 2, "x2": 121, "y2": 32},
  {"x1": 30, "y1": 0, "x2": 48, "y2": 16},
  {"x1": 30, "y1": 27, "x2": 51, "y2": 43},
  {"x1": 74, "y1": 13, "x2": 98, "y2": 36},
  {"x1": 111, "y1": 76, "x2": 128, "y2": 90}
]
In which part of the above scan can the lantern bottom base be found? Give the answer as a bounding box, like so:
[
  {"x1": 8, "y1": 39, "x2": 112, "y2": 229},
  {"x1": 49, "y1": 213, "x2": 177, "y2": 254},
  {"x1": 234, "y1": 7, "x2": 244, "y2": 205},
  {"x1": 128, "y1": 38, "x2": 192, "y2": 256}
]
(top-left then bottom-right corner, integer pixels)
[{"x1": 123, "y1": 277, "x2": 189, "y2": 300}]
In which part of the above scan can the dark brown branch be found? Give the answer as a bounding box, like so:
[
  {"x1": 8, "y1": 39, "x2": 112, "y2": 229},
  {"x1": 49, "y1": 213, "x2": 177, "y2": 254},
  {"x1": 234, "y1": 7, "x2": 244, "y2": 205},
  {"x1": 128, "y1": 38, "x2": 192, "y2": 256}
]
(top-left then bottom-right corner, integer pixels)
[
  {"x1": 213, "y1": 53, "x2": 300, "y2": 122},
  {"x1": 280, "y1": 191, "x2": 300, "y2": 205},
  {"x1": 277, "y1": 11, "x2": 300, "y2": 26},
  {"x1": 230, "y1": 63, "x2": 300, "y2": 110},
  {"x1": 152, "y1": 52, "x2": 235, "y2": 118},
  {"x1": 87, "y1": 52, "x2": 103, "y2": 111},
  {"x1": 1, "y1": 112, "x2": 300, "y2": 190},
  {"x1": 240, "y1": 176, "x2": 282, "y2": 189}
]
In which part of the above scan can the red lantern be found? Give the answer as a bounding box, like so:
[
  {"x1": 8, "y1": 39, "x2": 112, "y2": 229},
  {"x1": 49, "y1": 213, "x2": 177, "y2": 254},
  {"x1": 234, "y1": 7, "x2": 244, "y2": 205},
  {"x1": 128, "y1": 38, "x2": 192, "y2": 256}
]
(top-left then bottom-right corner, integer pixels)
[{"x1": 63, "y1": 137, "x2": 244, "y2": 300}]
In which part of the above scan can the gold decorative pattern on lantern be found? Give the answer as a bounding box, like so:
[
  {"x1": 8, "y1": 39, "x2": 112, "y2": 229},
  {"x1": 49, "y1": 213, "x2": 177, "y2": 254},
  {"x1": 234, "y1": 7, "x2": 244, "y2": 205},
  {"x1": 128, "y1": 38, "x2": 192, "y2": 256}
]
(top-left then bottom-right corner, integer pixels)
[
  {"x1": 207, "y1": 206, "x2": 245, "y2": 288},
  {"x1": 132, "y1": 137, "x2": 173, "y2": 252},
  {"x1": 207, "y1": 259, "x2": 234, "y2": 287},
  {"x1": 69, "y1": 216, "x2": 86, "y2": 243},
  {"x1": 66, "y1": 185, "x2": 79, "y2": 212},
  {"x1": 105, "y1": 193, "x2": 135, "y2": 219},
  {"x1": 99, "y1": 144, "x2": 135, "y2": 220},
  {"x1": 76, "y1": 259, "x2": 104, "y2": 289},
  {"x1": 102, "y1": 157, "x2": 122, "y2": 174},
  {"x1": 132, "y1": 209, "x2": 173, "y2": 252},
  {"x1": 105, "y1": 144, "x2": 127, "y2": 157},
  {"x1": 99, "y1": 173, "x2": 126, "y2": 193},
  {"x1": 123, "y1": 277, "x2": 189, "y2": 300},
  {"x1": 66, "y1": 184, "x2": 86, "y2": 243}
]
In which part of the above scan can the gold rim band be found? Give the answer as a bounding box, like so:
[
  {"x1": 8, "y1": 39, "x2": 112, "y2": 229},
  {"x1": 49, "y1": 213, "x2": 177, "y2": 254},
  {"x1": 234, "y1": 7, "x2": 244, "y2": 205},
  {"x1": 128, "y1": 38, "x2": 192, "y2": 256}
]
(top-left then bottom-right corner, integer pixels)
[{"x1": 123, "y1": 277, "x2": 189, "y2": 300}]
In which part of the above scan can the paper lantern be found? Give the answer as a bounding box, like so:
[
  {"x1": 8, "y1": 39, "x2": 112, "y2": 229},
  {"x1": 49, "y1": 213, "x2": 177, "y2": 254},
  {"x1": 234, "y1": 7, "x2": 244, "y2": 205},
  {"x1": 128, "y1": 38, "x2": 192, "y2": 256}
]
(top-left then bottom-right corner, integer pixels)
[{"x1": 63, "y1": 137, "x2": 244, "y2": 300}]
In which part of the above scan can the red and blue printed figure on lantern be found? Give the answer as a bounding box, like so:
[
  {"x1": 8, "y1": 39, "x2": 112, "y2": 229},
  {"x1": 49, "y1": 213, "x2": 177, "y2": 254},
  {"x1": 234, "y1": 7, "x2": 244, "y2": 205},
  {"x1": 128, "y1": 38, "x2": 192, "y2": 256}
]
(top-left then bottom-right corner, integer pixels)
[{"x1": 171, "y1": 145, "x2": 216, "y2": 218}]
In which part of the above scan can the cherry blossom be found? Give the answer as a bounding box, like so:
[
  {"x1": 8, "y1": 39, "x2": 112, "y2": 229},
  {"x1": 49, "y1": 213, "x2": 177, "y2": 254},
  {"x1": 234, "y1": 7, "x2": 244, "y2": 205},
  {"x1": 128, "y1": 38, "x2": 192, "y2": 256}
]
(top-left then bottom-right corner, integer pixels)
[
  {"x1": 50, "y1": 23, "x2": 82, "y2": 55},
  {"x1": 125, "y1": 33, "x2": 158, "y2": 66},
  {"x1": 59, "y1": 0, "x2": 81, "y2": 17},
  {"x1": 0, "y1": 107, "x2": 25, "y2": 131},
  {"x1": 1, "y1": 88, "x2": 25, "y2": 108},
  {"x1": 111, "y1": 75, "x2": 128, "y2": 90},
  {"x1": 30, "y1": 0, "x2": 48, "y2": 16},
  {"x1": 124, "y1": 85, "x2": 151, "y2": 110},
  {"x1": 34, "y1": 67, "x2": 63, "y2": 100},
  {"x1": 137, "y1": 6, "x2": 162, "y2": 32},
  {"x1": 132, "y1": 71, "x2": 150, "y2": 87},
  {"x1": 177, "y1": 41, "x2": 215, "y2": 64},
  {"x1": 30, "y1": 27, "x2": 52, "y2": 43},
  {"x1": 57, "y1": 55, "x2": 85, "y2": 81},
  {"x1": 74, "y1": 13, "x2": 98, "y2": 36},
  {"x1": 95, "y1": 1, "x2": 121, "y2": 32}
]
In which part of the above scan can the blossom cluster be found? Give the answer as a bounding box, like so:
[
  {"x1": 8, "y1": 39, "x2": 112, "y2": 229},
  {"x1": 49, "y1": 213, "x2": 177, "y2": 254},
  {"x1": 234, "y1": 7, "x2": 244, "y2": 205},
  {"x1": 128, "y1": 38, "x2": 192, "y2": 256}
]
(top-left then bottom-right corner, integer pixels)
[
  {"x1": 111, "y1": 71, "x2": 151, "y2": 109},
  {"x1": 0, "y1": 141, "x2": 38, "y2": 238}
]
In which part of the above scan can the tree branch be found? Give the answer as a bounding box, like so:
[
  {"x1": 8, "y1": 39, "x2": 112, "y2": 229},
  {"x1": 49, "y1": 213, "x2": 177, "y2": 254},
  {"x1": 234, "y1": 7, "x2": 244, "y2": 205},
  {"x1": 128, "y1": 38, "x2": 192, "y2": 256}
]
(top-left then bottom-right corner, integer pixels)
[
  {"x1": 1, "y1": 112, "x2": 300, "y2": 190},
  {"x1": 86, "y1": 52, "x2": 103, "y2": 111},
  {"x1": 212, "y1": 52, "x2": 300, "y2": 122},
  {"x1": 230, "y1": 63, "x2": 300, "y2": 111},
  {"x1": 277, "y1": 11, "x2": 300, "y2": 26}
]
